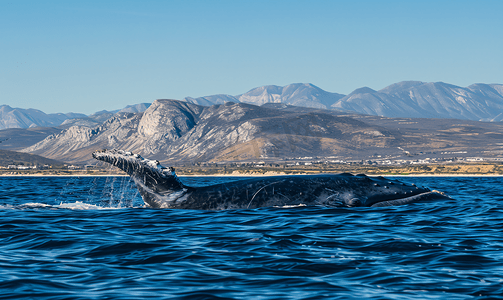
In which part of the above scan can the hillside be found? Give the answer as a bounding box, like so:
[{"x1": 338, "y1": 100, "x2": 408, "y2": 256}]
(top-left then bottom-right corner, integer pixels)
[
  {"x1": 0, "y1": 127, "x2": 63, "y2": 151},
  {"x1": 0, "y1": 149, "x2": 65, "y2": 167},
  {"x1": 22, "y1": 100, "x2": 401, "y2": 164}
]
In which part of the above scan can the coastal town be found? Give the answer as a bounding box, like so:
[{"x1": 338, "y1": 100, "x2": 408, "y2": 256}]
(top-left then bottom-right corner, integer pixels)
[{"x1": 2, "y1": 154, "x2": 502, "y2": 176}]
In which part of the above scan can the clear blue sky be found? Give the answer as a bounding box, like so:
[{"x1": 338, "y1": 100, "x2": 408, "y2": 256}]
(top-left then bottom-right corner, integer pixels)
[{"x1": 1, "y1": 0, "x2": 502, "y2": 114}]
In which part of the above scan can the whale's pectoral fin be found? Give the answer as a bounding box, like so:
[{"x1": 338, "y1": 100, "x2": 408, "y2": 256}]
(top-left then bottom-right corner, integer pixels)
[
  {"x1": 92, "y1": 149, "x2": 188, "y2": 208},
  {"x1": 370, "y1": 191, "x2": 451, "y2": 207}
]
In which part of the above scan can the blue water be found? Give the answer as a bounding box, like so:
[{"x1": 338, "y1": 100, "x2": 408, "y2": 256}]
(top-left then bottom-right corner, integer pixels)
[{"x1": 0, "y1": 176, "x2": 502, "y2": 299}]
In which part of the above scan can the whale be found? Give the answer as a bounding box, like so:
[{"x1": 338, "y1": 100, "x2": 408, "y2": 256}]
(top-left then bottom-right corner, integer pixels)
[{"x1": 92, "y1": 149, "x2": 450, "y2": 210}]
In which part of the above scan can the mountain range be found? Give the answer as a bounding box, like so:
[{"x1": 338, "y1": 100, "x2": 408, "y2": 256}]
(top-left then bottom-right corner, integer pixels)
[
  {"x1": 182, "y1": 83, "x2": 345, "y2": 109},
  {"x1": 332, "y1": 82, "x2": 503, "y2": 121},
  {"x1": 183, "y1": 81, "x2": 503, "y2": 121},
  {"x1": 2, "y1": 81, "x2": 502, "y2": 131},
  {"x1": 0, "y1": 103, "x2": 151, "y2": 131},
  {"x1": 21, "y1": 99, "x2": 503, "y2": 165},
  {"x1": 0, "y1": 105, "x2": 87, "y2": 130}
]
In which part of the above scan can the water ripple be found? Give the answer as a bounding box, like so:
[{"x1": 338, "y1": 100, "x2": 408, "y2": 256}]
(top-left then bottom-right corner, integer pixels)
[{"x1": 0, "y1": 176, "x2": 503, "y2": 299}]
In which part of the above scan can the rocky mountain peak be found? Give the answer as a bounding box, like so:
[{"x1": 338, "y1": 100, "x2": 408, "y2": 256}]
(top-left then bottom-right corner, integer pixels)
[
  {"x1": 347, "y1": 87, "x2": 377, "y2": 96},
  {"x1": 138, "y1": 100, "x2": 203, "y2": 140}
]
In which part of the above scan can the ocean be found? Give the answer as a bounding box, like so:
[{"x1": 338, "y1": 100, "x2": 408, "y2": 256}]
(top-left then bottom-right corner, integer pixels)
[{"x1": 0, "y1": 175, "x2": 502, "y2": 299}]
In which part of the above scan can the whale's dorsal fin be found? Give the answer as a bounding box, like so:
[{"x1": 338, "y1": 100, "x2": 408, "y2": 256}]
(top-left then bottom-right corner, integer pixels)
[{"x1": 92, "y1": 149, "x2": 187, "y2": 208}]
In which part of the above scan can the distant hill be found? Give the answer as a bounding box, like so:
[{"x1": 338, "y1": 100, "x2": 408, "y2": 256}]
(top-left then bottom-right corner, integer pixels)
[
  {"x1": 331, "y1": 81, "x2": 503, "y2": 121},
  {"x1": 0, "y1": 149, "x2": 65, "y2": 167},
  {"x1": 0, "y1": 105, "x2": 86, "y2": 130},
  {"x1": 0, "y1": 103, "x2": 152, "y2": 130},
  {"x1": 57, "y1": 104, "x2": 150, "y2": 130},
  {"x1": 118, "y1": 103, "x2": 151, "y2": 114},
  {"x1": 183, "y1": 83, "x2": 345, "y2": 110}
]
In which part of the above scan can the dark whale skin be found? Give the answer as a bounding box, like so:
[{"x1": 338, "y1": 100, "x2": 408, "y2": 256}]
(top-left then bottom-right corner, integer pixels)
[{"x1": 93, "y1": 149, "x2": 450, "y2": 209}]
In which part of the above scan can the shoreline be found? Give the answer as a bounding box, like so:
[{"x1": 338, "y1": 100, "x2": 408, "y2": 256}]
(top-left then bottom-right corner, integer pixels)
[
  {"x1": 1, "y1": 173, "x2": 502, "y2": 178},
  {"x1": 1, "y1": 163, "x2": 502, "y2": 177}
]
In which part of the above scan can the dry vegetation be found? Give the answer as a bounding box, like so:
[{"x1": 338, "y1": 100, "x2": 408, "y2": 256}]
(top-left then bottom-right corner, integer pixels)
[
  {"x1": 172, "y1": 163, "x2": 503, "y2": 176},
  {"x1": 1, "y1": 163, "x2": 502, "y2": 177}
]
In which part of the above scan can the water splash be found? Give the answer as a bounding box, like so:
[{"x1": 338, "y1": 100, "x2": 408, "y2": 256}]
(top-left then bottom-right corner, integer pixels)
[
  {"x1": 54, "y1": 169, "x2": 142, "y2": 209},
  {"x1": 100, "y1": 176, "x2": 140, "y2": 208}
]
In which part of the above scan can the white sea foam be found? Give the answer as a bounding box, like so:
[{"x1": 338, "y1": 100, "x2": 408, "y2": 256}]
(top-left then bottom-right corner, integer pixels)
[
  {"x1": 1, "y1": 202, "x2": 120, "y2": 210},
  {"x1": 56, "y1": 201, "x2": 122, "y2": 210},
  {"x1": 275, "y1": 204, "x2": 307, "y2": 208},
  {"x1": 21, "y1": 202, "x2": 53, "y2": 208}
]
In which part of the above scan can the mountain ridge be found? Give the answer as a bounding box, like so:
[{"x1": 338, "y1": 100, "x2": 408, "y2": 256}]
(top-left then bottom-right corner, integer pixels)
[
  {"x1": 0, "y1": 105, "x2": 86, "y2": 130},
  {"x1": 183, "y1": 81, "x2": 503, "y2": 121},
  {"x1": 22, "y1": 100, "x2": 400, "y2": 164},
  {"x1": 2, "y1": 81, "x2": 503, "y2": 130},
  {"x1": 332, "y1": 81, "x2": 503, "y2": 121},
  {"x1": 0, "y1": 103, "x2": 152, "y2": 131},
  {"x1": 183, "y1": 83, "x2": 345, "y2": 110}
]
